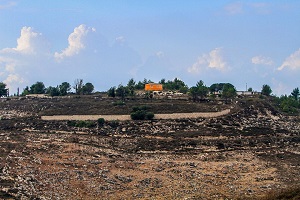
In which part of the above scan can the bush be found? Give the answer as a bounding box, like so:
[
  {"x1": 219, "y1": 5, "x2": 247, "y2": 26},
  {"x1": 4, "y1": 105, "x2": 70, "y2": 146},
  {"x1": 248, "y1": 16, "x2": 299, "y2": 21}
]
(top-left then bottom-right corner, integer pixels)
[
  {"x1": 97, "y1": 118, "x2": 105, "y2": 126},
  {"x1": 130, "y1": 105, "x2": 154, "y2": 120},
  {"x1": 67, "y1": 121, "x2": 76, "y2": 126},
  {"x1": 75, "y1": 120, "x2": 88, "y2": 127},
  {"x1": 145, "y1": 112, "x2": 154, "y2": 120},
  {"x1": 131, "y1": 110, "x2": 146, "y2": 120},
  {"x1": 109, "y1": 120, "x2": 119, "y2": 128}
]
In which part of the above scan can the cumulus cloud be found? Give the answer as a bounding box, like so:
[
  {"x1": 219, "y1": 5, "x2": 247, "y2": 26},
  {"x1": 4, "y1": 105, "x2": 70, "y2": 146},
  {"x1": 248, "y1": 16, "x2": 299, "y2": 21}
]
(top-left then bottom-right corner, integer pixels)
[
  {"x1": 1, "y1": 27, "x2": 43, "y2": 54},
  {"x1": 0, "y1": 26, "x2": 49, "y2": 92},
  {"x1": 0, "y1": 57, "x2": 16, "y2": 73},
  {"x1": 54, "y1": 24, "x2": 95, "y2": 61},
  {"x1": 4, "y1": 74, "x2": 25, "y2": 87},
  {"x1": 278, "y1": 48, "x2": 300, "y2": 70},
  {"x1": 252, "y1": 55, "x2": 274, "y2": 65},
  {"x1": 188, "y1": 48, "x2": 227, "y2": 74}
]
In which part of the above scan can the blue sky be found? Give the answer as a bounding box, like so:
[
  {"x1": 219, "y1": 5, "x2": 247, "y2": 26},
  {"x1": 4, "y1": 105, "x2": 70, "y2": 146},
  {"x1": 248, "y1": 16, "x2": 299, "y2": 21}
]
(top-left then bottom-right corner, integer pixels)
[{"x1": 0, "y1": 0, "x2": 299, "y2": 95}]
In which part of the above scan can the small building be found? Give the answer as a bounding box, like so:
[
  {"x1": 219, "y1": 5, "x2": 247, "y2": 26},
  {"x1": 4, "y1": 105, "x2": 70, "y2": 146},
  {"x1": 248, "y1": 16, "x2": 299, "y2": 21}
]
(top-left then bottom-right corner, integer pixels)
[
  {"x1": 145, "y1": 83, "x2": 163, "y2": 91},
  {"x1": 236, "y1": 91, "x2": 261, "y2": 96}
]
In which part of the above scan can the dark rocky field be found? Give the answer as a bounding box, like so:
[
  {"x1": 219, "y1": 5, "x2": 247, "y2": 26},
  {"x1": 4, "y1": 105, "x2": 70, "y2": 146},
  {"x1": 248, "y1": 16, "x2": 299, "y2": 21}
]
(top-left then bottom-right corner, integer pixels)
[{"x1": 0, "y1": 96, "x2": 299, "y2": 199}]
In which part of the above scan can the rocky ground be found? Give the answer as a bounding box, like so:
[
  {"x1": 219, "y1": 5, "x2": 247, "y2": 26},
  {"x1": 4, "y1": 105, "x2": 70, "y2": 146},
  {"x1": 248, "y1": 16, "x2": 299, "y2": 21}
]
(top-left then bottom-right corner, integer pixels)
[{"x1": 0, "y1": 96, "x2": 299, "y2": 199}]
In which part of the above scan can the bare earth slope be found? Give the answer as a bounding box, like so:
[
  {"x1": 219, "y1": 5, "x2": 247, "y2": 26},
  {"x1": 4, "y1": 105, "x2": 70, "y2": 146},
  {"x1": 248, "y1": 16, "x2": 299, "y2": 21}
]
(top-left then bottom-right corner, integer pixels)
[{"x1": 0, "y1": 97, "x2": 299, "y2": 199}]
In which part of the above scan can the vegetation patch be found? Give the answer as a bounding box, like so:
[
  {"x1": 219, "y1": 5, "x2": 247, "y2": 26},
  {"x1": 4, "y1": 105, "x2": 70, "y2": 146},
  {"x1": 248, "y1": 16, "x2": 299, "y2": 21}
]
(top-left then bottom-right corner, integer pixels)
[
  {"x1": 97, "y1": 118, "x2": 105, "y2": 126},
  {"x1": 130, "y1": 105, "x2": 154, "y2": 120}
]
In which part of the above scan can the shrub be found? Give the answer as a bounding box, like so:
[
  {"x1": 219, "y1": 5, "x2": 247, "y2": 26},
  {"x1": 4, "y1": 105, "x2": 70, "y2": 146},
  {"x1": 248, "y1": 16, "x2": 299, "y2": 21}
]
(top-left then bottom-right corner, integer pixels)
[
  {"x1": 97, "y1": 118, "x2": 105, "y2": 126},
  {"x1": 67, "y1": 120, "x2": 76, "y2": 126},
  {"x1": 145, "y1": 112, "x2": 154, "y2": 120},
  {"x1": 75, "y1": 120, "x2": 88, "y2": 127},
  {"x1": 109, "y1": 120, "x2": 119, "y2": 128},
  {"x1": 85, "y1": 121, "x2": 96, "y2": 128},
  {"x1": 131, "y1": 110, "x2": 146, "y2": 120},
  {"x1": 130, "y1": 105, "x2": 154, "y2": 120}
]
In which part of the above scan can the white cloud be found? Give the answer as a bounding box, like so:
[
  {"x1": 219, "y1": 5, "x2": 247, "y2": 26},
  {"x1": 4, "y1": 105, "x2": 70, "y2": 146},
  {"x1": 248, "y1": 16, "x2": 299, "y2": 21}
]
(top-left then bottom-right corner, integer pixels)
[
  {"x1": 115, "y1": 36, "x2": 125, "y2": 43},
  {"x1": 224, "y1": 2, "x2": 271, "y2": 15},
  {"x1": 156, "y1": 51, "x2": 164, "y2": 58},
  {"x1": 278, "y1": 48, "x2": 300, "y2": 70},
  {"x1": 54, "y1": 24, "x2": 95, "y2": 61},
  {"x1": 249, "y1": 2, "x2": 270, "y2": 14},
  {"x1": 188, "y1": 48, "x2": 227, "y2": 74},
  {"x1": 0, "y1": 57, "x2": 16, "y2": 72},
  {"x1": 252, "y1": 55, "x2": 274, "y2": 65},
  {"x1": 0, "y1": 1, "x2": 16, "y2": 10},
  {"x1": 0, "y1": 26, "x2": 49, "y2": 92},
  {"x1": 4, "y1": 74, "x2": 25, "y2": 89},
  {"x1": 1, "y1": 27, "x2": 43, "y2": 55},
  {"x1": 225, "y1": 2, "x2": 243, "y2": 15}
]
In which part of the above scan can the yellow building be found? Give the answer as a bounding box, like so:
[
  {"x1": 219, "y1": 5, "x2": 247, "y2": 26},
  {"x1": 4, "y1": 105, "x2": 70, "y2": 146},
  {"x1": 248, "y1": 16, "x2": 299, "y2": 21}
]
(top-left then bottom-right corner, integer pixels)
[{"x1": 145, "y1": 83, "x2": 163, "y2": 91}]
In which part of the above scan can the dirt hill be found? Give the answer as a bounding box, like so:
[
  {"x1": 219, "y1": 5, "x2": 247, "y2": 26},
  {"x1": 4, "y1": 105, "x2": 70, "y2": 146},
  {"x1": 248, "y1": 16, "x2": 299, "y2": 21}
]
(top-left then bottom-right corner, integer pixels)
[{"x1": 0, "y1": 96, "x2": 299, "y2": 199}]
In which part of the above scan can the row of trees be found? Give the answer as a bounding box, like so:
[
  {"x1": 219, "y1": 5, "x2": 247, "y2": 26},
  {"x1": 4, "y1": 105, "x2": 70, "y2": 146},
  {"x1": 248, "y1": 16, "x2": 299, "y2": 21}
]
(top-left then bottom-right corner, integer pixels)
[
  {"x1": 0, "y1": 78, "x2": 299, "y2": 101},
  {"x1": 21, "y1": 79, "x2": 94, "y2": 96},
  {"x1": 274, "y1": 87, "x2": 300, "y2": 114},
  {"x1": 107, "y1": 79, "x2": 239, "y2": 101}
]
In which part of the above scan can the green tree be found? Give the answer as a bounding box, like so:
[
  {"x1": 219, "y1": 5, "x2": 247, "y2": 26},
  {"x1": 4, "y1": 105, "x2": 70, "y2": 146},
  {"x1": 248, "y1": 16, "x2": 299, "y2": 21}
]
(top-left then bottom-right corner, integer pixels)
[
  {"x1": 278, "y1": 95, "x2": 300, "y2": 114},
  {"x1": 261, "y1": 84, "x2": 272, "y2": 96},
  {"x1": 59, "y1": 82, "x2": 71, "y2": 96},
  {"x1": 159, "y1": 78, "x2": 166, "y2": 85},
  {"x1": 196, "y1": 80, "x2": 204, "y2": 88},
  {"x1": 73, "y1": 79, "x2": 84, "y2": 95},
  {"x1": 0, "y1": 82, "x2": 8, "y2": 97},
  {"x1": 179, "y1": 86, "x2": 189, "y2": 94},
  {"x1": 291, "y1": 87, "x2": 300, "y2": 101},
  {"x1": 127, "y1": 78, "x2": 136, "y2": 96},
  {"x1": 210, "y1": 83, "x2": 234, "y2": 93},
  {"x1": 21, "y1": 86, "x2": 30, "y2": 96},
  {"x1": 30, "y1": 81, "x2": 45, "y2": 94},
  {"x1": 189, "y1": 86, "x2": 199, "y2": 101},
  {"x1": 107, "y1": 87, "x2": 116, "y2": 97},
  {"x1": 116, "y1": 84, "x2": 128, "y2": 101},
  {"x1": 135, "y1": 81, "x2": 144, "y2": 90},
  {"x1": 248, "y1": 87, "x2": 253, "y2": 92},
  {"x1": 163, "y1": 78, "x2": 188, "y2": 92},
  {"x1": 83, "y1": 82, "x2": 94, "y2": 95},
  {"x1": 196, "y1": 80, "x2": 208, "y2": 99},
  {"x1": 46, "y1": 86, "x2": 60, "y2": 96},
  {"x1": 222, "y1": 84, "x2": 237, "y2": 101}
]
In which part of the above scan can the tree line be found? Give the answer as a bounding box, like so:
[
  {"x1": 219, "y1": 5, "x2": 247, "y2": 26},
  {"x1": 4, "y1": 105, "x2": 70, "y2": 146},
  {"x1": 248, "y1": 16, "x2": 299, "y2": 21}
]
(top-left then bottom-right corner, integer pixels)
[
  {"x1": 0, "y1": 79, "x2": 95, "y2": 97},
  {"x1": 0, "y1": 77, "x2": 299, "y2": 114}
]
